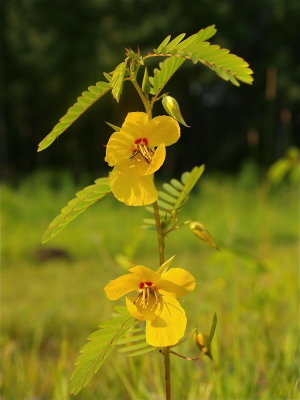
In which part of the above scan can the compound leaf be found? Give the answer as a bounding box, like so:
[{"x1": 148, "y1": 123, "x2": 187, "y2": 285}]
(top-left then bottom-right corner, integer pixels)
[
  {"x1": 151, "y1": 25, "x2": 253, "y2": 87},
  {"x1": 143, "y1": 165, "x2": 205, "y2": 232},
  {"x1": 38, "y1": 81, "x2": 111, "y2": 152},
  {"x1": 150, "y1": 57, "x2": 185, "y2": 95},
  {"x1": 42, "y1": 178, "x2": 110, "y2": 243},
  {"x1": 70, "y1": 314, "x2": 135, "y2": 395}
]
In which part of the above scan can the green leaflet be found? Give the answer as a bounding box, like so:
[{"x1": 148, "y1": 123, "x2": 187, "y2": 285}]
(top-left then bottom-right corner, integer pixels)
[
  {"x1": 149, "y1": 26, "x2": 217, "y2": 96},
  {"x1": 184, "y1": 41, "x2": 253, "y2": 85},
  {"x1": 111, "y1": 61, "x2": 127, "y2": 102},
  {"x1": 154, "y1": 25, "x2": 216, "y2": 55},
  {"x1": 174, "y1": 165, "x2": 205, "y2": 209},
  {"x1": 70, "y1": 314, "x2": 135, "y2": 396},
  {"x1": 142, "y1": 67, "x2": 151, "y2": 95},
  {"x1": 143, "y1": 165, "x2": 205, "y2": 232},
  {"x1": 41, "y1": 177, "x2": 111, "y2": 243},
  {"x1": 155, "y1": 34, "x2": 171, "y2": 53},
  {"x1": 37, "y1": 81, "x2": 111, "y2": 152}
]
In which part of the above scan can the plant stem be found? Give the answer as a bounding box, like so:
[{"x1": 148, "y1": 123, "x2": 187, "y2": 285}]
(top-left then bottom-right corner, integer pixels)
[
  {"x1": 132, "y1": 70, "x2": 170, "y2": 400},
  {"x1": 131, "y1": 79, "x2": 151, "y2": 117},
  {"x1": 152, "y1": 201, "x2": 171, "y2": 400},
  {"x1": 153, "y1": 201, "x2": 165, "y2": 265},
  {"x1": 163, "y1": 347, "x2": 171, "y2": 400}
]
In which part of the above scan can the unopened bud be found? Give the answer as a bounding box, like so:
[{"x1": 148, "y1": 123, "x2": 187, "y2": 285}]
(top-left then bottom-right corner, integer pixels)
[
  {"x1": 189, "y1": 221, "x2": 219, "y2": 251},
  {"x1": 162, "y1": 96, "x2": 190, "y2": 127},
  {"x1": 195, "y1": 332, "x2": 213, "y2": 360}
]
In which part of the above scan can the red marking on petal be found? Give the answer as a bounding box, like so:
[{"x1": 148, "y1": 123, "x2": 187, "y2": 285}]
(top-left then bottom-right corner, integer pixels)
[
  {"x1": 139, "y1": 282, "x2": 145, "y2": 289},
  {"x1": 142, "y1": 138, "x2": 149, "y2": 146},
  {"x1": 135, "y1": 138, "x2": 142, "y2": 144},
  {"x1": 145, "y1": 281, "x2": 153, "y2": 287}
]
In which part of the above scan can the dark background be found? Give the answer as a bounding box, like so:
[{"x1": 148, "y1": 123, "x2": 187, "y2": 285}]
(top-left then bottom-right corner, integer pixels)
[{"x1": 1, "y1": 0, "x2": 299, "y2": 181}]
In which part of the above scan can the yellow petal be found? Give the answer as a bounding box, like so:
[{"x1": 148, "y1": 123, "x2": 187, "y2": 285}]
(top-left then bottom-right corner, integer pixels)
[
  {"x1": 105, "y1": 131, "x2": 136, "y2": 166},
  {"x1": 126, "y1": 295, "x2": 161, "y2": 321},
  {"x1": 144, "y1": 144, "x2": 166, "y2": 175},
  {"x1": 122, "y1": 112, "x2": 150, "y2": 140},
  {"x1": 148, "y1": 116, "x2": 180, "y2": 147},
  {"x1": 105, "y1": 112, "x2": 150, "y2": 166},
  {"x1": 109, "y1": 160, "x2": 158, "y2": 206},
  {"x1": 159, "y1": 268, "x2": 196, "y2": 297},
  {"x1": 129, "y1": 265, "x2": 161, "y2": 285},
  {"x1": 146, "y1": 296, "x2": 186, "y2": 347},
  {"x1": 104, "y1": 274, "x2": 141, "y2": 300}
]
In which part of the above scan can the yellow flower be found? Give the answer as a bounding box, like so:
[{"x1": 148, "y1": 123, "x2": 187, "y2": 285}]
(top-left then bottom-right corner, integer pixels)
[
  {"x1": 104, "y1": 258, "x2": 195, "y2": 347},
  {"x1": 105, "y1": 112, "x2": 180, "y2": 206}
]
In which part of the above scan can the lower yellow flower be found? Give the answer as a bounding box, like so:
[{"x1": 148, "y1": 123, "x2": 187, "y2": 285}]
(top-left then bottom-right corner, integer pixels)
[
  {"x1": 105, "y1": 112, "x2": 180, "y2": 206},
  {"x1": 104, "y1": 259, "x2": 195, "y2": 347}
]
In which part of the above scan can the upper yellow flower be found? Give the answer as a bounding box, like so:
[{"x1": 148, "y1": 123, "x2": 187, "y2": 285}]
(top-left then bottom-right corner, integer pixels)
[
  {"x1": 105, "y1": 112, "x2": 180, "y2": 206},
  {"x1": 104, "y1": 258, "x2": 195, "y2": 347}
]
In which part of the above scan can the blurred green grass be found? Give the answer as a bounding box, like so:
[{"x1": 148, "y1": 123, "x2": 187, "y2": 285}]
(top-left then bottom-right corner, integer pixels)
[{"x1": 1, "y1": 166, "x2": 299, "y2": 400}]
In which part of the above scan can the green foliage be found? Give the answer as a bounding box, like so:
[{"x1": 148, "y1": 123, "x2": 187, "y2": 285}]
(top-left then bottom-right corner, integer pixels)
[
  {"x1": 155, "y1": 25, "x2": 217, "y2": 54},
  {"x1": 149, "y1": 57, "x2": 185, "y2": 96},
  {"x1": 151, "y1": 25, "x2": 253, "y2": 87},
  {"x1": 70, "y1": 312, "x2": 135, "y2": 395},
  {"x1": 267, "y1": 147, "x2": 300, "y2": 185},
  {"x1": 41, "y1": 178, "x2": 110, "y2": 243},
  {"x1": 207, "y1": 312, "x2": 217, "y2": 348},
  {"x1": 37, "y1": 82, "x2": 111, "y2": 152},
  {"x1": 143, "y1": 165, "x2": 205, "y2": 233},
  {"x1": 2, "y1": 173, "x2": 299, "y2": 399},
  {"x1": 142, "y1": 67, "x2": 151, "y2": 95},
  {"x1": 111, "y1": 62, "x2": 127, "y2": 102},
  {"x1": 148, "y1": 26, "x2": 219, "y2": 96}
]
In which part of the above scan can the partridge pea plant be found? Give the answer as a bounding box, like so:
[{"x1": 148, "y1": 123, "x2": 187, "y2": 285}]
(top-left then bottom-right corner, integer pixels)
[{"x1": 38, "y1": 25, "x2": 253, "y2": 399}]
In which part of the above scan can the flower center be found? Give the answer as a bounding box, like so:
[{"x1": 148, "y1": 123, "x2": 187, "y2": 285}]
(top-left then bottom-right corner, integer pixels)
[
  {"x1": 135, "y1": 281, "x2": 160, "y2": 310},
  {"x1": 131, "y1": 138, "x2": 154, "y2": 164}
]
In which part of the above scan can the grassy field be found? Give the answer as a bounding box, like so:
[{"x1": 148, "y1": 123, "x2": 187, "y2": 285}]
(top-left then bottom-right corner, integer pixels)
[{"x1": 1, "y1": 167, "x2": 299, "y2": 400}]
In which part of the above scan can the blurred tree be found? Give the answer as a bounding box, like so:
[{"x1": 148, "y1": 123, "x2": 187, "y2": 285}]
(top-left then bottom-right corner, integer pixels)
[{"x1": 1, "y1": 0, "x2": 299, "y2": 180}]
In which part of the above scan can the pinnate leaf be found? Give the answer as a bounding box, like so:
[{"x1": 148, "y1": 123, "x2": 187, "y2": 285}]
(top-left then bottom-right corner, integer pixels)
[
  {"x1": 38, "y1": 81, "x2": 111, "y2": 152},
  {"x1": 150, "y1": 56, "x2": 185, "y2": 95},
  {"x1": 152, "y1": 25, "x2": 253, "y2": 86},
  {"x1": 70, "y1": 314, "x2": 135, "y2": 395},
  {"x1": 143, "y1": 166, "x2": 205, "y2": 232},
  {"x1": 41, "y1": 178, "x2": 110, "y2": 243}
]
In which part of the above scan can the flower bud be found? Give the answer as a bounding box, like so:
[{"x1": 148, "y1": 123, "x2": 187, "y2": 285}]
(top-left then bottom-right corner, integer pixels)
[
  {"x1": 189, "y1": 221, "x2": 219, "y2": 251},
  {"x1": 162, "y1": 96, "x2": 190, "y2": 127},
  {"x1": 195, "y1": 332, "x2": 213, "y2": 360}
]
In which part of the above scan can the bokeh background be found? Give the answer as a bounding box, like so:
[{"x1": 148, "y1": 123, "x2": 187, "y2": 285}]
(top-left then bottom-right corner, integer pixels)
[{"x1": 1, "y1": 0, "x2": 299, "y2": 399}]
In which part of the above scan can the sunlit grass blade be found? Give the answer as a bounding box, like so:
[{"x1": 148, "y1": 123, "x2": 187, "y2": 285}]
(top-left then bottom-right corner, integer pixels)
[{"x1": 207, "y1": 313, "x2": 217, "y2": 347}]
